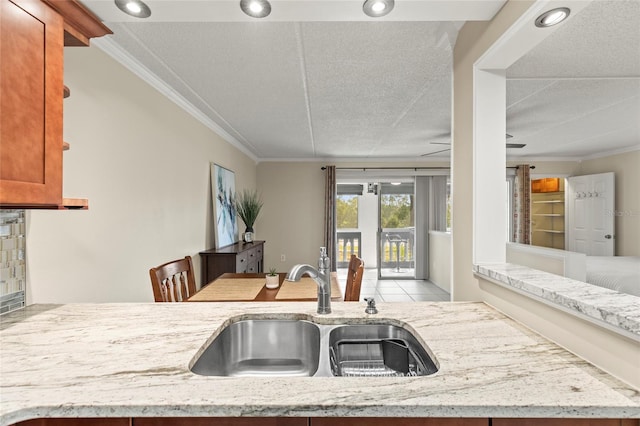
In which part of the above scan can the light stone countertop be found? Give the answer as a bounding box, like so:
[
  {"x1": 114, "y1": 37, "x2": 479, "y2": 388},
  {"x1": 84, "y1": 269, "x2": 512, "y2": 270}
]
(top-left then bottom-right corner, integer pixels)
[
  {"x1": 1, "y1": 302, "x2": 639, "y2": 425},
  {"x1": 474, "y1": 263, "x2": 640, "y2": 340}
]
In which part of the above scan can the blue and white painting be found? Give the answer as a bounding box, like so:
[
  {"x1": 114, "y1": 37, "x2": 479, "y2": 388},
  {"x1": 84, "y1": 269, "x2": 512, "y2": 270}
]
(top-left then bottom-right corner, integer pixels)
[{"x1": 212, "y1": 164, "x2": 237, "y2": 248}]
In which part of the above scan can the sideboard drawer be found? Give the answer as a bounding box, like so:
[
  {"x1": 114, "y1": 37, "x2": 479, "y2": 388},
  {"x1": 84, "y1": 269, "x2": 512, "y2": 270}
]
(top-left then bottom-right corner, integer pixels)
[
  {"x1": 236, "y1": 251, "x2": 249, "y2": 272},
  {"x1": 247, "y1": 247, "x2": 259, "y2": 263},
  {"x1": 199, "y1": 241, "x2": 266, "y2": 284}
]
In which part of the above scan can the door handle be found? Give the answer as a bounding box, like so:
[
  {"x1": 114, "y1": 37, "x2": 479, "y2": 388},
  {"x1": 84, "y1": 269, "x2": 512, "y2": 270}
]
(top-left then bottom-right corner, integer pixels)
[{"x1": 605, "y1": 234, "x2": 613, "y2": 239}]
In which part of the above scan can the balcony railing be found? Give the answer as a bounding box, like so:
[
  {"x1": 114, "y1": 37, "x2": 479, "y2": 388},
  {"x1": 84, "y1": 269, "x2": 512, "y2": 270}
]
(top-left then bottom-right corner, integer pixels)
[
  {"x1": 336, "y1": 229, "x2": 415, "y2": 270},
  {"x1": 380, "y1": 228, "x2": 414, "y2": 270},
  {"x1": 336, "y1": 231, "x2": 361, "y2": 268}
]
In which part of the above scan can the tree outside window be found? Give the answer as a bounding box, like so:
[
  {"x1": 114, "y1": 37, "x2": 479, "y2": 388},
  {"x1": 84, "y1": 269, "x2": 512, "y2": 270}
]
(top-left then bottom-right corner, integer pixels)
[
  {"x1": 381, "y1": 194, "x2": 413, "y2": 228},
  {"x1": 337, "y1": 195, "x2": 358, "y2": 228}
]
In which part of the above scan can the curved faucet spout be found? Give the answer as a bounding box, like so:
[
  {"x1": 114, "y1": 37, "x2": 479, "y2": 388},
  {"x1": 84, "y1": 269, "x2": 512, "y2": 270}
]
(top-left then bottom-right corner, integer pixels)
[
  {"x1": 285, "y1": 263, "x2": 331, "y2": 314},
  {"x1": 285, "y1": 264, "x2": 318, "y2": 282}
]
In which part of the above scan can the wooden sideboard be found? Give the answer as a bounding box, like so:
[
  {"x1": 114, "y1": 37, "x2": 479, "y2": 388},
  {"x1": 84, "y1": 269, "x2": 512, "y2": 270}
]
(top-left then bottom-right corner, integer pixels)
[{"x1": 199, "y1": 241, "x2": 265, "y2": 285}]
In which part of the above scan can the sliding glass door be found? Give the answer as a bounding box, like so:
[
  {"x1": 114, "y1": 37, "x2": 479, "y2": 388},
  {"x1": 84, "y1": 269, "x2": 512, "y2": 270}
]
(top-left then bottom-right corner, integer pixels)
[
  {"x1": 335, "y1": 173, "x2": 447, "y2": 280},
  {"x1": 377, "y1": 182, "x2": 415, "y2": 279}
]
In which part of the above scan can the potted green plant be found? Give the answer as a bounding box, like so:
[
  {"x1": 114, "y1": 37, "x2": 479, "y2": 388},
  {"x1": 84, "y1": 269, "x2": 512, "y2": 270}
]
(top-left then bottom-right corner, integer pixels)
[
  {"x1": 265, "y1": 268, "x2": 279, "y2": 289},
  {"x1": 233, "y1": 189, "x2": 263, "y2": 243}
]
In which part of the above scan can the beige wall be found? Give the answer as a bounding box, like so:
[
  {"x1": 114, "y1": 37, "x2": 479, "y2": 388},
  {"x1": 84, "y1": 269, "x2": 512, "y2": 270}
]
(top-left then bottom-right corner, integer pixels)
[
  {"x1": 26, "y1": 46, "x2": 257, "y2": 303},
  {"x1": 256, "y1": 162, "x2": 326, "y2": 272},
  {"x1": 428, "y1": 231, "x2": 451, "y2": 294},
  {"x1": 507, "y1": 160, "x2": 581, "y2": 177},
  {"x1": 578, "y1": 150, "x2": 640, "y2": 256}
]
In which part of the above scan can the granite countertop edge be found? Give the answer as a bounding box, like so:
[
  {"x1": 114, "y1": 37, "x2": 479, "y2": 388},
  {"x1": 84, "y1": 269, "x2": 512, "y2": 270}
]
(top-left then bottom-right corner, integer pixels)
[
  {"x1": 473, "y1": 263, "x2": 640, "y2": 338},
  {"x1": 3, "y1": 403, "x2": 639, "y2": 425},
  {"x1": 1, "y1": 302, "x2": 639, "y2": 425}
]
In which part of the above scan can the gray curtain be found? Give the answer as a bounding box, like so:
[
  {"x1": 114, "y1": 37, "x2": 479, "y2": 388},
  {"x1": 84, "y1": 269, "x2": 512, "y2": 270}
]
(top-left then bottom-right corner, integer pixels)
[
  {"x1": 414, "y1": 176, "x2": 430, "y2": 280},
  {"x1": 513, "y1": 165, "x2": 531, "y2": 244},
  {"x1": 324, "y1": 165, "x2": 337, "y2": 271},
  {"x1": 430, "y1": 176, "x2": 448, "y2": 232}
]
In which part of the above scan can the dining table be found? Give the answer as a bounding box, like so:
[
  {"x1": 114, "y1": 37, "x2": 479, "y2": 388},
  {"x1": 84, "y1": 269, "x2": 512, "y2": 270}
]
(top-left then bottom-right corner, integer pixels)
[{"x1": 187, "y1": 272, "x2": 343, "y2": 302}]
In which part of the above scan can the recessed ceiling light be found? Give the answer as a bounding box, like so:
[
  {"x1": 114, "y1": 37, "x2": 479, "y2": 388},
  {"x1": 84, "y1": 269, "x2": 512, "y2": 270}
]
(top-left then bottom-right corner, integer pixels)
[
  {"x1": 240, "y1": 0, "x2": 271, "y2": 18},
  {"x1": 114, "y1": 0, "x2": 151, "y2": 18},
  {"x1": 363, "y1": 0, "x2": 395, "y2": 18},
  {"x1": 535, "y1": 7, "x2": 570, "y2": 28},
  {"x1": 371, "y1": 2, "x2": 386, "y2": 12}
]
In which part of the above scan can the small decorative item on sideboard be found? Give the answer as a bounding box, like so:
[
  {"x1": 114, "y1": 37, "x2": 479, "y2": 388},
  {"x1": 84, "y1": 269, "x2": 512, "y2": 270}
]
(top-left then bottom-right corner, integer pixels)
[
  {"x1": 266, "y1": 268, "x2": 279, "y2": 289},
  {"x1": 233, "y1": 189, "x2": 263, "y2": 243}
]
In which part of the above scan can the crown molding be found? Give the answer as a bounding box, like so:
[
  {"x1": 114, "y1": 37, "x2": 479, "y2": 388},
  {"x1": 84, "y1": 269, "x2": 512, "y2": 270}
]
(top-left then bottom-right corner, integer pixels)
[
  {"x1": 91, "y1": 36, "x2": 259, "y2": 164},
  {"x1": 257, "y1": 156, "x2": 452, "y2": 164},
  {"x1": 506, "y1": 155, "x2": 583, "y2": 162},
  {"x1": 507, "y1": 145, "x2": 640, "y2": 163},
  {"x1": 578, "y1": 144, "x2": 640, "y2": 162}
]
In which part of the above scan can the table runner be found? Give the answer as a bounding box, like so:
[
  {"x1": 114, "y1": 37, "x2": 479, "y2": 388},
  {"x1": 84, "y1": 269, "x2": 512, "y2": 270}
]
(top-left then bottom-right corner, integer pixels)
[
  {"x1": 189, "y1": 278, "x2": 265, "y2": 301},
  {"x1": 275, "y1": 276, "x2": 342, "y2": 300}
]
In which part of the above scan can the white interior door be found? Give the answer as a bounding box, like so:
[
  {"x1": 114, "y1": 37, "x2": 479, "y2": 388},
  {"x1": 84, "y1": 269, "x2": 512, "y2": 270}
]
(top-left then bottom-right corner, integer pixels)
[
  {"x1": 590, "y1": 172, "x2": 615, "y2": 255},
  {"x1": 567, "y1": 176, "x2": 590, "y2": 254},
  {"x1": 567, "y1": 173, "x2": 615, "y2": 256}
]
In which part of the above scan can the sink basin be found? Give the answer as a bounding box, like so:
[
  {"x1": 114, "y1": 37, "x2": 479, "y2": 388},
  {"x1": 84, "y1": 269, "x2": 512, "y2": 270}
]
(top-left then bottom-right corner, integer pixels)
[
  {"x1": 328, "y1": 324, "x2": 438, "y2": 377},
  {"x1": 191, "y1": 319, "x2": 438, "y2": 377},
  {"x1": 191, "y1": 319, "x2": 321, "y2": 377}
]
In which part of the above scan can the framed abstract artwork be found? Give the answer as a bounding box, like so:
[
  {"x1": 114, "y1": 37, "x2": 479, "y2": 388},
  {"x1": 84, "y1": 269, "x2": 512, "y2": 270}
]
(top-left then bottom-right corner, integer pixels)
[{"x1": 211, "y1": 163, "x2": 237, "y2": 248}]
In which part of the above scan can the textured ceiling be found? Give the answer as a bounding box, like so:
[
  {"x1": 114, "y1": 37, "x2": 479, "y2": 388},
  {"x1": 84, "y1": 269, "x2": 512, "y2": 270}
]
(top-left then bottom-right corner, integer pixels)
[
  {"x1": 99, "y1": 19, "x2": 456, "y2": 159},
  {"x1": 86, "y1": 0, "x2": 640, "y2": 161},
  {"x1": 505, "y1": 0, "x2": 640, "y2": 159}
]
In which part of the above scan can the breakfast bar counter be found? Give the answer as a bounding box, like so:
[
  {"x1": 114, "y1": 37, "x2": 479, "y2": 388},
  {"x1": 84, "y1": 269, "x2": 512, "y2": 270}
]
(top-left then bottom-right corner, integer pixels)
[{"x1": 1, "y1": 302, "x2": 639, "y2": 425}]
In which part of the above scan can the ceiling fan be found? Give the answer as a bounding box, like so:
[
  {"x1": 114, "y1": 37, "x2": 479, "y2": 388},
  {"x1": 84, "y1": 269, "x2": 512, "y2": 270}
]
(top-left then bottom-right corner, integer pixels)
[{"x1": 421, "y1": 134, "x2": 525, "y2": 156}]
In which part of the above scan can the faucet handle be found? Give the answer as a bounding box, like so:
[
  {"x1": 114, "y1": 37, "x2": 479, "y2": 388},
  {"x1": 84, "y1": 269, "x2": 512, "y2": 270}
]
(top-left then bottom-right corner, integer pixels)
[{"x1": 364, "y1": 297, "x2": 378, "y2": 314}]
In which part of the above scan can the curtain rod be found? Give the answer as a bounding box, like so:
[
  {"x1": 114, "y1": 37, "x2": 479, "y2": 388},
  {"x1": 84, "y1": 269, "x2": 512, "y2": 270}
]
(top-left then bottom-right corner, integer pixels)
[
  {"x1": 321, "y1": 166, "x2": 450, "y2": 171},
  {"x1": 321, "y1": 165, "x2": 535, "y2": 170}
]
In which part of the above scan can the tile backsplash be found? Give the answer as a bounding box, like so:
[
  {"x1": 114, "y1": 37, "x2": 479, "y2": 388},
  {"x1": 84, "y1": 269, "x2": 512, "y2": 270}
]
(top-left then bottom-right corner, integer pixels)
[{"x1": 0, "y1": 210, "x2": 25, "y2": 314}]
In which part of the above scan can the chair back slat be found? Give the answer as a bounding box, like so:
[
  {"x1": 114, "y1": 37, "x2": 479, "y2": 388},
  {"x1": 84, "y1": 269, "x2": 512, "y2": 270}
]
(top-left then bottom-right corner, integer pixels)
[
  {"x1": 160, "y1": 280, "x2": 171, "y2": 302},
  {"x1": 344, "y1": 255, "x2": 364, "y2": 302},
  {"x1": 170, "y1": 276, "x2": 180, "y2": 302},
  {"x1": 179, "y1": 273, "x2": 189, "y2": 299},
  {"x1": 150, "y1": 256, "x2": 196, "y2": 302}
]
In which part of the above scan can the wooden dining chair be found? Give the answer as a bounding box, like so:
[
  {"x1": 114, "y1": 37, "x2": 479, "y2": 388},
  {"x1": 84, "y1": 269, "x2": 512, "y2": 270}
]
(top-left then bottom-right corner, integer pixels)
[
  {"x1": 343, "y1": 254, "x2": 365, "y2": 302},
  {"x1": 149, "y1": 256, "x2": 197, "y2": 302}
]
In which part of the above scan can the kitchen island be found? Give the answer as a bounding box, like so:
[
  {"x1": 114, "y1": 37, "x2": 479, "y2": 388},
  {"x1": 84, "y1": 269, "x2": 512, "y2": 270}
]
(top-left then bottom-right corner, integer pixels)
[{"x1": 1, "y1": 302, "x2": 638, "y2": 425}]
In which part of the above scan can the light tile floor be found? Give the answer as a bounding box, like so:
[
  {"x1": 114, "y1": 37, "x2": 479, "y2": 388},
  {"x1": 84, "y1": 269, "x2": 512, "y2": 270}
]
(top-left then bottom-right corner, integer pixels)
[{"x1": 336, "y1": 268, "x2": 450, "y2": 302}]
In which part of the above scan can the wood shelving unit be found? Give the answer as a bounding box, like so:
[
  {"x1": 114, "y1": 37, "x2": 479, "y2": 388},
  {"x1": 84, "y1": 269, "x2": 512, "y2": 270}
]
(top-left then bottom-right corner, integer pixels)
[{"x1": 530, "y1": 180, "x2": 565, "y2": 249}]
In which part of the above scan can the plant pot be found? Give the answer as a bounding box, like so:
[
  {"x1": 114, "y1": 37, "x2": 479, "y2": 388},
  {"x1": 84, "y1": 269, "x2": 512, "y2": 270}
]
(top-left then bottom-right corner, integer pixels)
[
  {"x1": 243, "y1": 227, "x2": 254, "y2": 243},
  {"x1": 265, "y1": 274, "x2": 279, "y2": 289}
]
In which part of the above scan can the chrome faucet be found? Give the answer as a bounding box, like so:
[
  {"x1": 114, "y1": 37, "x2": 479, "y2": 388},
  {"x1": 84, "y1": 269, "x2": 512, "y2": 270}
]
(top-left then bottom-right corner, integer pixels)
[{"x1": 285, "y1": 247, "x2": 331, "y2": 314}]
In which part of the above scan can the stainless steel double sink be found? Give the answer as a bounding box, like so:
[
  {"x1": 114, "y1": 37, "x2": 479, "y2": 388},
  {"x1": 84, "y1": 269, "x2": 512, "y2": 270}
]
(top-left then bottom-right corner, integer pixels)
[{"x1": 190, "y1": 319, "x2": 438, "y2": 377}]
